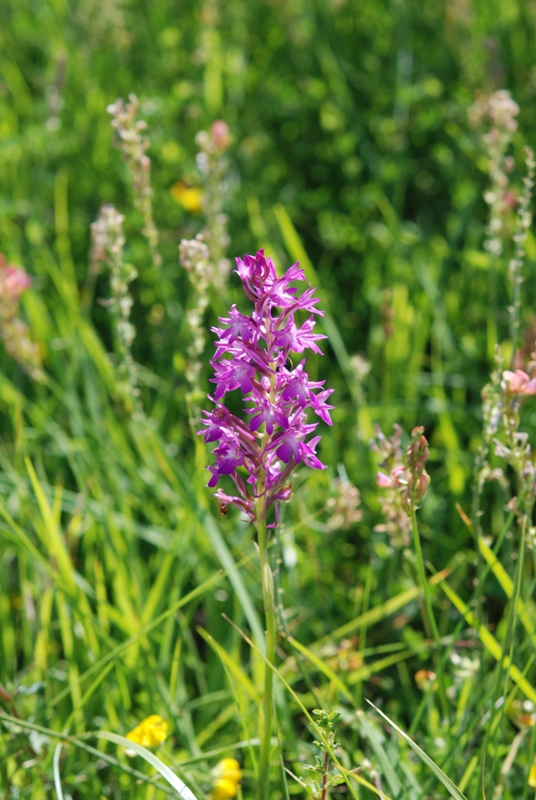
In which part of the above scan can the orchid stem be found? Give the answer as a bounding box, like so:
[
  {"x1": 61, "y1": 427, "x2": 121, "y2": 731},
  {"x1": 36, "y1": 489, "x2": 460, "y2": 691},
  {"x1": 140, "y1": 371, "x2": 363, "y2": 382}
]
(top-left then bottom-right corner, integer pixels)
[{"x1": 257, "y1": 511, "x2": 276, "y2": 800}]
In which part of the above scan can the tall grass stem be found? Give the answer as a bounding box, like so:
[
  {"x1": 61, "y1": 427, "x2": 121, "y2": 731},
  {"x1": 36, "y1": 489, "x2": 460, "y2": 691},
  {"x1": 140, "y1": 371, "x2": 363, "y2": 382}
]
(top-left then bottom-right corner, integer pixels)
[
  {"x1": 487, "y1": 514, "x2": 528, "y2": 790},
  {"x1": 410, "y1": 506, "x2": 449, "y2": 719}
]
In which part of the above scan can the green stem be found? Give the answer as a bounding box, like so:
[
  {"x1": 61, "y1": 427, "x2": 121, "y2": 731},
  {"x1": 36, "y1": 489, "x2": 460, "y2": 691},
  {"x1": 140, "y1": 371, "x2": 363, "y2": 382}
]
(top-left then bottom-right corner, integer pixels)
[
  {"x1": 410, "y1": 506, "x2": 449, "y2": 719},
  {"x1": 487, "y1": 514, "x2": 528, "y2": 789},
  {"x1": 257, "y1": 318, "x2": 280, "y2": 799},
  {"x1": 257, "y1": 510, "x2": 277, "y2": 800},
  {"x1": 320, "y1": 748, "x2": 330, "y2": 800}
]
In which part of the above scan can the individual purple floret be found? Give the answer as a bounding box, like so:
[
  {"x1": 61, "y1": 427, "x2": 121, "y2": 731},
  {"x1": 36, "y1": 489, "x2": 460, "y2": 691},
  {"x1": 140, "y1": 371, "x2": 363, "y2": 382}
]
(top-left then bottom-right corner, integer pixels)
[{"x1": 199, "y1": 249, "x2": 334, "y2": 525}]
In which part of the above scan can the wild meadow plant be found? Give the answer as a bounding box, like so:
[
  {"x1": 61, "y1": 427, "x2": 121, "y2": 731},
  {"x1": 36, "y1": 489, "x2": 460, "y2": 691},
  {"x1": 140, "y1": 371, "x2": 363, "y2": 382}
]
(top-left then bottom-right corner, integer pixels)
[
  {"x1": 193, "y1": 120, "x2": 232, "y2": 293},
  {"x1": 472, "y1": 147, "x2": 536, "y2": 579},
  {"x1": 90, "y1": 203, "x2": 142, "y2": 417},
  {"x1": 468, "y1": 90, "x2": 521, "y2": 361},
  {"x1": 199, "y1": 248, "x2": 334, "y2": 798},
  {"x1": 180, "y1": 234, "x2": 212, "y2": 422},
  {"x1": 468, "y1": 91, "x2": 520, "y2": 262},
  {"x1": 0, "y1": 254, "x2": 43, "y2": 381},
  {"x1": 180, "y1": 120, "x2": 233, "y2": 423},
  {"x1": 107, "y1": 94, "x2": 162, "y2": 272}
]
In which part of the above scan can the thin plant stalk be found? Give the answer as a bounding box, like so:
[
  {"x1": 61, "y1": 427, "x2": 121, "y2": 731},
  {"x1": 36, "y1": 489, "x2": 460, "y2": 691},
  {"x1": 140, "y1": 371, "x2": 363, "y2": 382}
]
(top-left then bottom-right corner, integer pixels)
[
  {"x1": 410, "y1": 505, "x2": 449, "y2": 718},
  {"x1": 467, "y1": 91, "x2": 520, "y2": 361},
  {"x1": 257, "y1": 398, "x2": 277, "y2": 799},
  {"x1": 91, "y1": 204, "x2": 142, "y2": 418},
  {"x1": 320, "y1": 750, "x2": 330, "y2": 800},
  {"x1": 256, "y1": 508, "x2": 277, "y2": 800},
  {"x1": 487, "y1": 514, "x2": 528, "y2": 790},
  {"x1": 107, "y1": 94, "x2": 162, "y2": 272},
  {"x1": 508, "y1": 146, "x2": 535, "y2": 368}
]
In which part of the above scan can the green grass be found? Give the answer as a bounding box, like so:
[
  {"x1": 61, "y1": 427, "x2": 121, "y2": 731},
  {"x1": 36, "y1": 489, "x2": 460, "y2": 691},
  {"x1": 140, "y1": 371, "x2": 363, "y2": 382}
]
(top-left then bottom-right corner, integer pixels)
[{"x1": 1, "y1": 0, "x2": 536, "y2": 797}]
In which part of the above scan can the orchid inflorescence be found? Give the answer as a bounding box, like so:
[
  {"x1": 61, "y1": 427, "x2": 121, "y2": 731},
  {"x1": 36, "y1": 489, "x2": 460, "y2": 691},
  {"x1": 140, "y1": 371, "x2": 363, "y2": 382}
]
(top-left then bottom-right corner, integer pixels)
[{"x1": 200, "y1": 249, "x2": 334, "y2": 526}]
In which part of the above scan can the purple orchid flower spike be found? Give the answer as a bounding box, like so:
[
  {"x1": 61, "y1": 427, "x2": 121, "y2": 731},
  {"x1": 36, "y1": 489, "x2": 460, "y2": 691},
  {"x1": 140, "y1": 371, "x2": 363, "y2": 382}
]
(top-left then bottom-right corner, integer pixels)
[{"x1": 199, "y1": 249, "x2": 334, "y2": 526}]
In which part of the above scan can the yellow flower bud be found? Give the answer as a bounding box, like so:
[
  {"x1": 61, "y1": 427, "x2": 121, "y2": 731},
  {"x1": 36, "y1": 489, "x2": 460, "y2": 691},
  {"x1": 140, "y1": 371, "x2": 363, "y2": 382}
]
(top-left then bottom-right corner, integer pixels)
[
  {"x1": 211, "y1": 777, "x2": 240, "y2": 800},
  {"x1": 210, "y1": 758, "x2": 242, "y2": 799},
  {"x1": 218, "y1": 758, "x2": 241, "y2": 782},
  {"x1": 126, "y1": 715, "x2": 168, "y2": 748},
  {"x1": 171, "y1": 181, "x2": 203, "y2": 213}
]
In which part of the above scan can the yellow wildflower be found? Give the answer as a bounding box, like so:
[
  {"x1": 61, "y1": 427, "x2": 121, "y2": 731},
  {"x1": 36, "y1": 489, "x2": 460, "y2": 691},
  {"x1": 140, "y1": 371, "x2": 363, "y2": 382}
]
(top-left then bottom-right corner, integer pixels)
[
  {"x1": 212, "y1": 778, "x2": 239, "y2": 800},
  {"x1": 171, "y1": 181, "x2": 203, "y2": 213},
  {"x1": 126, "y1": 715, "x2": 168, "y2": 748},
  {"x1": 210, "y1": 758, "x2": 241, "y2": 800},
  {"x1": 529, "y1": 761, "x2": 536, "y2": 788}
]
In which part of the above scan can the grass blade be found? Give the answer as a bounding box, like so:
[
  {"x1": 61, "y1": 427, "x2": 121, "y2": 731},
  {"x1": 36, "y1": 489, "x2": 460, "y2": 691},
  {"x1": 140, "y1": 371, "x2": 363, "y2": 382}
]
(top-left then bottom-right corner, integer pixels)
[
  {"x1": 94, "y1": 731, "x2": 200, "y2": 799},
  {"x1": 367, "y1": 701, "x2": 469, "y2": 800},
  {"x1": 440, "y1": 578, "x2": 536, "y2": 704}
]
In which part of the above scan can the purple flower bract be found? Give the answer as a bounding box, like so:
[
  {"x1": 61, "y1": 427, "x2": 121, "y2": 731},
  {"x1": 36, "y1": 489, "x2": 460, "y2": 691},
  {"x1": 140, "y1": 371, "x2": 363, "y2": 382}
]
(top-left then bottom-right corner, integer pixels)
[{"x1": 199, "y1": 249, "x2": 334, "y2": 525}]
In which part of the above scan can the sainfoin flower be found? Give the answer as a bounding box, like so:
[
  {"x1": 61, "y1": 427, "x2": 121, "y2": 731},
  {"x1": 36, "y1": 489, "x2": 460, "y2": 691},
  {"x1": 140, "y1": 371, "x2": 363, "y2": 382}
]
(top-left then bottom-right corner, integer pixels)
[
  {"x1": 501, "y1": 369, "x2": 536, "y2": 396},
  {"x1": 200, "y1": 249, "x2": 334, "y2": 525}
]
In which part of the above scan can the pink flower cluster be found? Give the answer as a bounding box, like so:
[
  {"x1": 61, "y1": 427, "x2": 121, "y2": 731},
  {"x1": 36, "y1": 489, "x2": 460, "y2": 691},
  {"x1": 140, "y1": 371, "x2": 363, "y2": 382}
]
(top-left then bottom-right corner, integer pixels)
[
  {"x1": 0, "y1": 254, "x2": 42, "y2": 380},
  {"x1": 376, "y1": 427, "x2": 430, "y2": 507},
  {"x1": 0, "y1": 256, "x2": 31, "y2": 303},
  {"x1": 200, "y1": 249, "x2": 333, "y2": 525}
]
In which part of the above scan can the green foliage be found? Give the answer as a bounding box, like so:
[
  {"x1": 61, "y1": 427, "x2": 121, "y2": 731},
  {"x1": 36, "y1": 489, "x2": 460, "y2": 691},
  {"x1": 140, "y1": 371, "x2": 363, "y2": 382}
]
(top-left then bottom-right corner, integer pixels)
[
  {"x1": 303, "y1": 709, "x2": 345, "y2": 798},
  {"x1": 1, "y1": 0, "x2": 536, "y2": 798}
]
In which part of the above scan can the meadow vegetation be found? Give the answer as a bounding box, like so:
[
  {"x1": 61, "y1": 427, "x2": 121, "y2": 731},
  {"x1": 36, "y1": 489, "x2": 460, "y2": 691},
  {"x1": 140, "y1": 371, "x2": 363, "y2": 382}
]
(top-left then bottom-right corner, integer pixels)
[{"x1": 1, "y1": 0, "x2": 536, "y2": 798}]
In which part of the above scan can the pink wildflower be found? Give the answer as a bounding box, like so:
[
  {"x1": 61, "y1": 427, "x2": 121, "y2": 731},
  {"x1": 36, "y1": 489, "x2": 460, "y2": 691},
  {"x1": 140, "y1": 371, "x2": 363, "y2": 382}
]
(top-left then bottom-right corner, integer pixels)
[
  {"x1": 376, "y1": 465, "x2": 406, "y2": 489},
  {"x1": 0, "y1": 256, "x2": 31, "y2": 300},
  {"x1": 210, "y1": 120, "x2": 232, "y2": 152},
  {"x1": 501, "y1": 369, "x2": 536, "y2": 396},
  {"x1": 5, "y1": 267, "x2": 31, "y2": 297}
]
